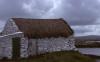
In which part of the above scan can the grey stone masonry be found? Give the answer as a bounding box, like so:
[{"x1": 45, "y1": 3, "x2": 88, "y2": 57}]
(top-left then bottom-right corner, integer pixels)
[
  {"x1": 28, "y1": 36, "x2": 76, "y2": 56},
  {"x1": 0, "y1": 32, "x2": 28, "y2": 59},
  {"x1": 1, "y1": 19, "x2": 20, "y2": 35},
  {"x1": 0, "y1": 19, "x2": 28, "y2": 59},
  {"x1": 0, "y1": 19, "x2": 76, "y2": 59},
  {"x1": 20, "y1": 37, "x2": 28, "y2": 58}
]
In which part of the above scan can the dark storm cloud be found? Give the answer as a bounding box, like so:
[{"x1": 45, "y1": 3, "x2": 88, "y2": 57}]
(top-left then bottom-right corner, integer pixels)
[
  {"x1": 0, "y1": 0, "x2": 55, "y2": 20},
  {"x1": 0, "y1": 0, "x2": 100, "y2": 35},
  {"x1": 49, "y1": 0, "x2": 100, "y2": 25},
  {"x1": 0, "y1": 0, "x2": 100, "y2": 25},
  {"x1": 71, "y1": 25, "x2": 92, "y2": 36},
  {"x1": 0, "y1": 0, "x2": 29, "y2": 19},
  {"x1": 72, "y1": 25, "x2": 100, "y2": 36},
  {"x1": 22, "y1": 0, "x2": 54, "y2": 18}
]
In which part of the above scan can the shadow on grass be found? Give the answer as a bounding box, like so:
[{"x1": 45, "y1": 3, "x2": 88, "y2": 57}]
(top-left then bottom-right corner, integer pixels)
[{"x1": 0, "y1": 51, "x2": 96, "y2": 62}]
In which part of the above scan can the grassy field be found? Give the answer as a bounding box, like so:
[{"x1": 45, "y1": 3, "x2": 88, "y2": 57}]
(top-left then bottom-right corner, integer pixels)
[{"x1": 0, "y1": 51, "x2": 96, "y2": 62}]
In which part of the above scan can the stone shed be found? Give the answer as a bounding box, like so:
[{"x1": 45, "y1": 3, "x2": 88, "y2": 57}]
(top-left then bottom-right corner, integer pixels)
[{"x1": 0, "y1": 18, "x2": 76, "y2": 59}]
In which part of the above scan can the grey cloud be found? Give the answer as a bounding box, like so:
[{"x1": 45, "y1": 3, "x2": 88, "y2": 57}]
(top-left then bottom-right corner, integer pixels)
[
  {"x1": 52, "y1": 0, "x2": 100, "y2": 25},
  {"x1": 0, "y1": 0, "x2": 100, "y2": 25},
  {"x1": 71, "y1": 25, "x2": 92, "y2": 36},
  {"x1": 23, "y1": 0, "x2": 54, "y2": 18},
  {"x1": 0, "y1": 0, "x2": 30, "y2": 20},
  {"x1": 72, "y1": 24, "x2": 100, "y2": 36},
  {"x1": 0, "y1": 0, "x2": 100, "y2": 36}
]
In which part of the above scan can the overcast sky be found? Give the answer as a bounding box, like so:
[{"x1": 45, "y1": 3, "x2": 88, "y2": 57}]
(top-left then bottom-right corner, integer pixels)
[{"x1": 0, "y1": 0, "x2": 100, "y2": 36}]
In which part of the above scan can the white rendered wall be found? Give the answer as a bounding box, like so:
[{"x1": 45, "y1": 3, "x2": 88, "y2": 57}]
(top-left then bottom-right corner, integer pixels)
[
  {"x1": 0, "y1": 19, "x2": 76, "y2": 58},
  {"x1": 0, "y1": 36, "x2": 12, "y2": 59},
  {"x1": 1, "y1": 19, "x2": 20, "y2": 35},
  {"x1": 29, "y1": 37, "x2": 76, "y2": 56},
  {"x1": 0, "y1": 33, "x2": 28, "y2": 59},
  {"x1": 20, "y1": 37, "x2": 28, "y2": 58},
  {"x1": 0, "y1": 19, "x2": 28, "y2": 59}
]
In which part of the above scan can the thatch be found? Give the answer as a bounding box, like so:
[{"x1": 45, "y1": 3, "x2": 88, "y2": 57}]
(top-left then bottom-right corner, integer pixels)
[{"x1": 12, "y1": 18, "x2": 73, "y2": 38}]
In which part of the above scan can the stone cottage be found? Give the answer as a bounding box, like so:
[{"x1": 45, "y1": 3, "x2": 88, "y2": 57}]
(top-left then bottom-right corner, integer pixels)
[{"x1": 0, "y1": 18, "x2": 76, "y2": 59}]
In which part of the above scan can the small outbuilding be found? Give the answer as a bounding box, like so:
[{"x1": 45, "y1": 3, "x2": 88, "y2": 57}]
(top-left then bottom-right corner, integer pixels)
[{"x1": 0, "y1": 18, "x2": 76, "y2": 59}]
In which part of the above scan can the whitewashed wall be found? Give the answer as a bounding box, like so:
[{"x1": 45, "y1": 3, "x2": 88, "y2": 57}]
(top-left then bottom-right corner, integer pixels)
[
  {"x1": 20, "y1": 37, "x2": 28, "y2": 58},
  {"x1": 28, "y1": 39, "x2": 37, "y2": 56},
  {"x1": 0, "y1": 32, "x2": 28, "y2": 59},
  {"x1": 0, "y1": 36, "x2": 12, "y2": 59},
  {"x1": 1, "y1": 19, "x2": 20, "y2": 35},
  {"x1": 0, "y1": 19, "x2": 76, "y2": 59},
  {"x1": 29, "y1": 37, "x2": 76, "y2": 56},
  {"x1": 0, "y1": 19, "x2": 28, "y2": 59}
]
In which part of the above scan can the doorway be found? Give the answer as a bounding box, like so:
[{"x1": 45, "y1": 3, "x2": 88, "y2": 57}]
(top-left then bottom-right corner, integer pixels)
[{"x1": 12, "y1": 37, "x2": 21, "y2": 59}]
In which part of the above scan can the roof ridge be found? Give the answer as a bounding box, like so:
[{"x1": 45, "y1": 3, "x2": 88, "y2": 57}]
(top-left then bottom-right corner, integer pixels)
[{"x1": 12, "y1": 18, "x2": 64, "y2": 20}]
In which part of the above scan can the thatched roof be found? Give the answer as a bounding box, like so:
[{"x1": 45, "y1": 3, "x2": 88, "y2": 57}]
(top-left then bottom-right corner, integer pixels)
[{"x1": 12, "y1": 18, "x2": 73, "y2": 38}]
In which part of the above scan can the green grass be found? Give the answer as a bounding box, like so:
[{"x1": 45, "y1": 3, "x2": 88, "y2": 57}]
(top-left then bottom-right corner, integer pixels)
[{"x1": 0, "y1": 51, "x2": 96, "y2": 62}]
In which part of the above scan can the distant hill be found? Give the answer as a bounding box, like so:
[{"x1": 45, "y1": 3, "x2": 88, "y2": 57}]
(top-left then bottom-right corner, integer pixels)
[{"x1": 75, "y1": 35, "x2": 100, "y2": 41}]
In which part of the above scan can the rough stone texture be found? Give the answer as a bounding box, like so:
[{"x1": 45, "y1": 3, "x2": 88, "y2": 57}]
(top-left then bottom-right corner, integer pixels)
[
  {"x1": 0, "y1": 36, "x2": 12, "y2": 59},
  {"x1": 0, "y1": 32, "x2": 28, "y2": 59},
  {"x1": 1, "y1": 19, "x2": 20, "y2": 35},
  {"x1": 28, "y1": 39, "x2": 37, "y2": 56},
  {"x1": 0, "y1": 19, "x2": 76, "y2": 59},
  {"x1": 0, "y1": 19, "x2": 28, "y2": 59},
  {"x1": 20, "y1": 37, "x2": 28, "y2": 58},
  {"x1": 28, "y1": 37, "x2": 76, "y2": 56}
]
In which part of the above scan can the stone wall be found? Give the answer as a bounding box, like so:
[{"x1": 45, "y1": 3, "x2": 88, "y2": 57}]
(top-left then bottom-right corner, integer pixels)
[
  {"x1": 0, "y1": 19, "x2": 28, "y2": 59},
  {"x1": 0, "y1": 32, "x2": 28, "y2": 59},
  {"x1": 1, "y1": 19, "x2": 20, "y2": 35},
  {"x1": 20, "y1": 37, "x2": 28, "y2": 58},
  {"x1": 0, "y1": 35, "x2": 12, "y2": 59},
  {"x1": 29, "y1": 37, "x2": 76, "y2": 56},
  {"x1": 0, "y1": 18, "x2": 76, "y2": 59},
  {"x1": 28, "y1": 39, "x2": 37, "y2": 56}
]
